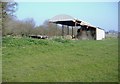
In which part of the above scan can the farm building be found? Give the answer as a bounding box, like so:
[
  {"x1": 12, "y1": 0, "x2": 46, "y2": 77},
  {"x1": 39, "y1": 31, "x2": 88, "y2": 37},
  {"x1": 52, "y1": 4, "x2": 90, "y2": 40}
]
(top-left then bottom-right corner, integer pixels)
[{"x1": 49, "y1": 14, "x2": 105, "y2": 40}]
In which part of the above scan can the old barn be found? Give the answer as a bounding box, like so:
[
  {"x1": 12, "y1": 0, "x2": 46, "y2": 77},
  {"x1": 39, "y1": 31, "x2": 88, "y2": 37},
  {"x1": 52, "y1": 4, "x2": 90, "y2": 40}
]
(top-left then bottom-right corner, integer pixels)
[{"x1": 49, "y1": 14, "x2": 105, "y2": 40}]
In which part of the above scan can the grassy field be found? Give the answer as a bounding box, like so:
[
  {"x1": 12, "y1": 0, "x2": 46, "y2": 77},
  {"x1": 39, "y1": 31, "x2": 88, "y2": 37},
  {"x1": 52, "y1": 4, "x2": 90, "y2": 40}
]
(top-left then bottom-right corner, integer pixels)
[{"x1": 2, "y1": 37, "x2": 118, "y2": 82}]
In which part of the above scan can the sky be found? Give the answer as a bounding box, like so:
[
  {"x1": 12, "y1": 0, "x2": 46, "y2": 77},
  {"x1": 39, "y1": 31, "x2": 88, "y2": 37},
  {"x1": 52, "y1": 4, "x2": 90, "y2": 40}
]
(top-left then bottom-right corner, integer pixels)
[{"x1": 15, "y1": 2, "x2": 118, "y2": 31}]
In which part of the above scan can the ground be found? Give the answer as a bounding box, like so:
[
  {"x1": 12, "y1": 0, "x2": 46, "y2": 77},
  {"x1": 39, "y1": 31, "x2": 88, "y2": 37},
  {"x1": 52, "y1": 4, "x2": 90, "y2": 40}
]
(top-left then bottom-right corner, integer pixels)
[{"x1": 2, "y1": 37, "x2": 118, "y2": 82}]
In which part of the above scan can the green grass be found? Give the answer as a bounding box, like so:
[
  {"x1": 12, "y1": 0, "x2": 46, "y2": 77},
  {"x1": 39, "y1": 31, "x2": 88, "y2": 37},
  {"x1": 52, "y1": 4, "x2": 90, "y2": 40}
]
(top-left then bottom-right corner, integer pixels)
[{"x1": 2, "y1": 37, "x2": 118, "y2": 82}]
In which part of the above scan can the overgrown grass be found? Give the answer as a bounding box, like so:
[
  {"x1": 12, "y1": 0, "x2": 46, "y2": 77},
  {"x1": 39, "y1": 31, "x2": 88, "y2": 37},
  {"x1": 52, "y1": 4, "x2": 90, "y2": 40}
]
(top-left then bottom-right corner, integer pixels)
[{"x1": 2, "y1": 37, "x2": 118, "y2": 82}]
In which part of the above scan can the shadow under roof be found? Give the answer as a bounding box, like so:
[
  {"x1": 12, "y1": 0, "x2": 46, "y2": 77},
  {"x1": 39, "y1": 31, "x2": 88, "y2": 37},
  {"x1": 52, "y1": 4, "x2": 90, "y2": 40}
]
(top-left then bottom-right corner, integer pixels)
[{"x1": 49, "y1": 14, "x2": 95, "y2": 27}]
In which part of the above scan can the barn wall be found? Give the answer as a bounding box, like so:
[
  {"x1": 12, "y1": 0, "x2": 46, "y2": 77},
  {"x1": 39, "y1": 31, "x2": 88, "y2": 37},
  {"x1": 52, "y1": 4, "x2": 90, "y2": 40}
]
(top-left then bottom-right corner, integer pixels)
[{"x1": 96, "y1": 28, "x2": 105, "y2": 40}]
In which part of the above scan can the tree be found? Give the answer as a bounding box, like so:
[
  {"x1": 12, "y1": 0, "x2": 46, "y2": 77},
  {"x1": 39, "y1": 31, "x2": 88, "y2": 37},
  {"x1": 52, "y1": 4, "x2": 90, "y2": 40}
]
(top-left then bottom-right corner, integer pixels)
[
  {"x1": 1, "y1": 1, "x2": 18, "y2": 36},
  {"x1": 20, "y1": 18, "x2": 35, "y2": 36},
  {"x1": 42, "y1": 20, "x2": 62, "y2": 36},
  {"x1": 1, "y1": 1, "x2": 18, "y2": 19}
]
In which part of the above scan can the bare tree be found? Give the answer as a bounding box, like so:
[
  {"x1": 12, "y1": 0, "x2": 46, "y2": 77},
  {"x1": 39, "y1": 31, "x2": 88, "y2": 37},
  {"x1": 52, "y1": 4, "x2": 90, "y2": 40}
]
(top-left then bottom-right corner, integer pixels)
[
  {"x1": 41, "y1": 20, "x2": 61, "y2": 36},
  {"x1": 21, "y1": 18, "x2": 35, "y2": 36},
  {"x1": 3, "y1": 17, "x2": 36, "y2": 36}
]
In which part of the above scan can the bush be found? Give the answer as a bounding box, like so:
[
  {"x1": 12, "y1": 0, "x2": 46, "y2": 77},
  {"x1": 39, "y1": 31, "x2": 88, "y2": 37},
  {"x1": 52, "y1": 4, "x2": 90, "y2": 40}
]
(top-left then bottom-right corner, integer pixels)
[
  {"x1": 2, "y1": 37, "x2": 49, "y2": 47},
  {"x1": 52, "y1": 37, "x2": 71, "y2": 43}
]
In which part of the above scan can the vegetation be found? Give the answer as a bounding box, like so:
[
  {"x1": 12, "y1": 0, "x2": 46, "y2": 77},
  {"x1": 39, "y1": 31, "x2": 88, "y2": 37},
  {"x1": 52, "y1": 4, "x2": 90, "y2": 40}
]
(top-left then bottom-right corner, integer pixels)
[
  {"x1": 1, "y1": 1, "x2": 118, "y2": 82},
  {"x1": 1, "y1": 1, "x2": 18, "y2": 36},
  {"x1": 1, "y1": 1, "x2": 76, "y2": 38},
  {"x1": 2, "y1": 37, "x2": 118, "y2": 82}
]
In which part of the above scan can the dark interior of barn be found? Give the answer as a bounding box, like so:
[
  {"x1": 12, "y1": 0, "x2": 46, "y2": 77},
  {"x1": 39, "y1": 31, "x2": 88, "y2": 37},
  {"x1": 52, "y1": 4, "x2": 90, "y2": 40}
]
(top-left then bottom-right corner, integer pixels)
[{"x1": 76, "y1": 26, "x2": 96, "y2": 40}]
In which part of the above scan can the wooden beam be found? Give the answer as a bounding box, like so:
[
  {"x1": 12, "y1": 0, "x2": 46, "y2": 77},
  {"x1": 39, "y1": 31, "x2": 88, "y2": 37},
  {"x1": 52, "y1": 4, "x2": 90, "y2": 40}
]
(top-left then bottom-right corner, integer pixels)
[
  {"x1": 74, "y1": 21, "x2": 77, "y2": 38},
  {"x1": 67, "y1": 26, "x2": 69, "y2": 35},
  {"x1": 56, "y1": 24, "x2": 57, "y2": 36},
  {"x1": 72, "y1": 26, "x2": 73, "y2": 39},
  {"x1": 62, "y1": 25, "x2": 64, "y2": 36}
]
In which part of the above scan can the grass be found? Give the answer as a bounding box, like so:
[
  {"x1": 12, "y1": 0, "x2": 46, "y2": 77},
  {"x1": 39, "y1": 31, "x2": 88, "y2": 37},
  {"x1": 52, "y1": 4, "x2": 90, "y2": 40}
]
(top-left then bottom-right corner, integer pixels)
[{"x1": 2, "y1": 37, "x2": 118, "y2": 82}]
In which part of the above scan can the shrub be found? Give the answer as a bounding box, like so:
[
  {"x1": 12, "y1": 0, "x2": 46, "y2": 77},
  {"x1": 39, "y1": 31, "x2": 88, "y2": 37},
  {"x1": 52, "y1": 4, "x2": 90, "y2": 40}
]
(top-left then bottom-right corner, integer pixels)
[
  {"x1": 2, "y1": 37, "x2": 49, "y2": 47},
  {"x1": 52, "y1": 37, "x2": 70, "y2": 43}
]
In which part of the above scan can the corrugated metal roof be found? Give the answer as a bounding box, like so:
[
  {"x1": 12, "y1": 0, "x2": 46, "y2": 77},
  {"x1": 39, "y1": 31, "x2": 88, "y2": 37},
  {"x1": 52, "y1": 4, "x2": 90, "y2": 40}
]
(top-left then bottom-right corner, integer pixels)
[
  {"x1": 49, "y1": 14, "x2": 96, "y2": 28},
  {"x1": 49, "y1": 14, "x2": 75, "y2": 22}
]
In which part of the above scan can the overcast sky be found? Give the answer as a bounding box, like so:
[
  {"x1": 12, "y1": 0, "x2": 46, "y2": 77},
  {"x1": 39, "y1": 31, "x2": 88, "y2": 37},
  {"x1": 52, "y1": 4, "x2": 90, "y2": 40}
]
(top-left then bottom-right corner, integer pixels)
[{"x1": 15, "y1": 2, "x2": 118, "y2": 31}]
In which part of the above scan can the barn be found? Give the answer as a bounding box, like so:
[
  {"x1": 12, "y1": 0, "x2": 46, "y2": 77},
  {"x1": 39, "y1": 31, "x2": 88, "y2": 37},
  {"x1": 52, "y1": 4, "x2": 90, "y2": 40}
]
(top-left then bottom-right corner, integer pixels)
[{"x1": 49, "y1": 14, "x2": 105, "y2": 40}]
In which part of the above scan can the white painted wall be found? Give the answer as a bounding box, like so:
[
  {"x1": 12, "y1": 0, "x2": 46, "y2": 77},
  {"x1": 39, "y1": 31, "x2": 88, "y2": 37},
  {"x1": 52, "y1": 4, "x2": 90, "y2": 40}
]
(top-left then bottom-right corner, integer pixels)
[{"x1": 96, "y1": 28, "x2": 105, "y2": 40}]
